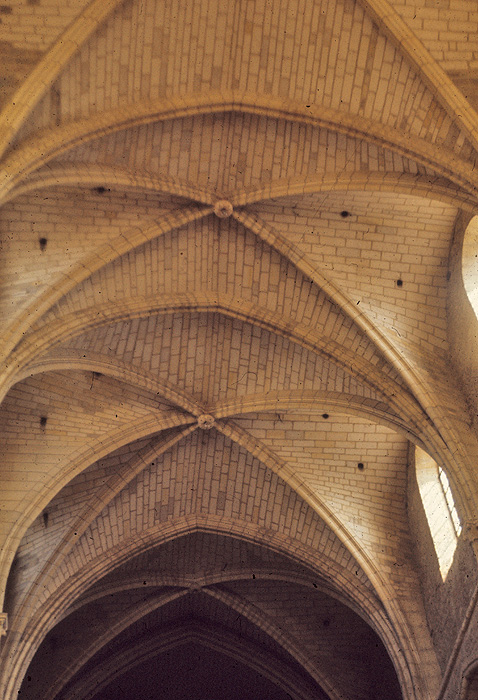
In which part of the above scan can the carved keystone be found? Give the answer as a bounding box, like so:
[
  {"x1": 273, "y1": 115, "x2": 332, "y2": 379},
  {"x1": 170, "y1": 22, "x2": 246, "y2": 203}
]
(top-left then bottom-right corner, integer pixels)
[
  {"x1": 197, "y1": 414, "x2": 215, "y2": 430},
  {"x1": 213, "y1": 200, "x2": 233, "y2": 218}
]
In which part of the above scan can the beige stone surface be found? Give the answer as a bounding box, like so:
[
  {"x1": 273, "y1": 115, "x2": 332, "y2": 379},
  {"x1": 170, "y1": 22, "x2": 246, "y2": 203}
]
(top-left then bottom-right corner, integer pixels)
[{"x1": 1, "y1": 1, "x2": 478, "y2": 699}]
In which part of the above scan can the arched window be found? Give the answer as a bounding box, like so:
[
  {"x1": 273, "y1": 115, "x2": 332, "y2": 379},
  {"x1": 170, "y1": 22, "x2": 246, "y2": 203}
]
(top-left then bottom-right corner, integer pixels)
[
  {"x1": 415, "y1": 447, "x2": 461, "y2": 580},
  {"x1": 462, "y1": 215, "x2": 478, "y2": 317}
]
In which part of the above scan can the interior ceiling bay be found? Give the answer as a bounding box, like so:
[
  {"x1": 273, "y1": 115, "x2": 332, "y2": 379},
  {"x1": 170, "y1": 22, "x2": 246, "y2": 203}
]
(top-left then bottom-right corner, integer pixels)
[{"x1": 2, "y1": 1, "x2": 478, "y2": 699}]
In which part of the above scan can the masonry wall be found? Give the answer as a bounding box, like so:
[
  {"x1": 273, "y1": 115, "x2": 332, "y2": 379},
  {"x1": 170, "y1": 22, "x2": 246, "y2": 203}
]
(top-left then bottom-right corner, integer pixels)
[
  {"x1": 448, "y1": 211, "x2": 478, "y2": 428},
  {"x1": 407, "y1": 446, "x2": 478, "y2": 676},
  {"x1": 442, "y1": 592, "x2": 478, "y2": 700}
]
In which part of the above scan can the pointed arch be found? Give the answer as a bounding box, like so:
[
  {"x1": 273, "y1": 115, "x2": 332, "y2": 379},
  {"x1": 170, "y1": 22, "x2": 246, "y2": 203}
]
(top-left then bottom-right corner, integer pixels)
[
  {"x1": 0, "y1": 0, "x2": 125, "y2": 159},
  {"x1": 2, "y1": 518, "x2": 419, "y2": 700},
  {"x1": 1, "y1": 95, "x2": 478, "y2": 203},
  {"x1": 360, "y1": 0, "x2": 478, "y2": 153}
]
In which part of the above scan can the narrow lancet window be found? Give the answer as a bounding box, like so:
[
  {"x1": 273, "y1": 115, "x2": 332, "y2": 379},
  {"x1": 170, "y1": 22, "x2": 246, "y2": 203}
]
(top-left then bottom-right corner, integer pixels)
[{"x1": 415, "y1": 447, "x2": 461, "y2": 580}]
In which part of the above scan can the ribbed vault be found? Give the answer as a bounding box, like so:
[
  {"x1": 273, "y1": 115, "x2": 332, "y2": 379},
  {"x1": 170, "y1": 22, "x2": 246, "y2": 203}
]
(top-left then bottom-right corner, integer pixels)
[{"x1": 2, "y1": 1, "x2": 478, "y2": 699}]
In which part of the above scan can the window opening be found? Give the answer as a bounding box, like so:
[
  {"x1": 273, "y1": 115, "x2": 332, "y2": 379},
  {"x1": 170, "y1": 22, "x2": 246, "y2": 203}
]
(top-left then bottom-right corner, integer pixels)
[
  {"x1": 462, "y1": 215, "x2": 478, "y2": 317},
  {"x1": 415, "y1": 447, "x2": 461, "y2": 580},
  {"x1": 437, "y1": 466, "x2": 462, "y2": 538}
]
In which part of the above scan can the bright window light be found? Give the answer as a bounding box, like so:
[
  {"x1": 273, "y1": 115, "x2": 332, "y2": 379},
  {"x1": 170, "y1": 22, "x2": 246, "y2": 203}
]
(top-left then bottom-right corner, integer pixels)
[
  {"x1": 437, "y1": 466, "x2": 462, "y2": 538},
  {"x1": 415, "y1": 447, "x2": 461, "y2": 581},
  {"x1": 462, "y1": 215, "x2": 478, "y2": 316}
]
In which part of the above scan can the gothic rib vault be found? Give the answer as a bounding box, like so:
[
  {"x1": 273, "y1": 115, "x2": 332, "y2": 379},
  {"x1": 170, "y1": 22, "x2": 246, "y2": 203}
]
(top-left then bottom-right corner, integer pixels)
[{"x1": 2, "y1": 0, "x2": 478, "y2": 698}]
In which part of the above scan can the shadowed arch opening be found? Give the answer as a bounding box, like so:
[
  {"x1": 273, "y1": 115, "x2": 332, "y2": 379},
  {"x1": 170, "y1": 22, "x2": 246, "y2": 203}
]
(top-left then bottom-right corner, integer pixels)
[{"x1": 16, "y1": 531, "x2": 403, "y2": 700}]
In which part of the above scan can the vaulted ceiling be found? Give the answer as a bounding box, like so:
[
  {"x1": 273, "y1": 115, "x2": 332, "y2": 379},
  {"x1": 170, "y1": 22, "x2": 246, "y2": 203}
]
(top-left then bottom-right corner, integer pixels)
[{"x1": 1, "y1": 1, "x2": 478, "y2": 699}]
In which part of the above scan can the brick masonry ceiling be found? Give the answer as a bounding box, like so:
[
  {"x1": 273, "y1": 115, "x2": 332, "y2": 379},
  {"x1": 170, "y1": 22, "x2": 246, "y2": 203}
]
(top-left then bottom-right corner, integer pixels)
[{"x1": 1, "y1": 1, "x2": 478, "y2": 698}]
